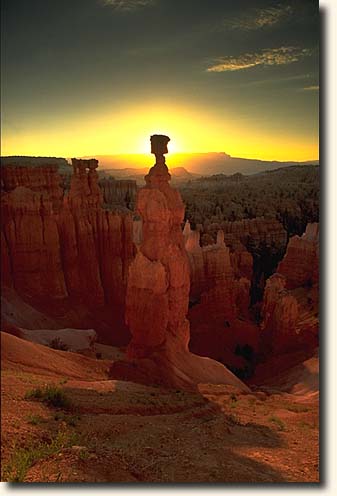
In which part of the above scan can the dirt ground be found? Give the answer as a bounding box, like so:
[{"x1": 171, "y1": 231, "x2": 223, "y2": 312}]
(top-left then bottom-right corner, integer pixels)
[{"x1": 1, "y1": 332, "x2": 319, "y2": 483}]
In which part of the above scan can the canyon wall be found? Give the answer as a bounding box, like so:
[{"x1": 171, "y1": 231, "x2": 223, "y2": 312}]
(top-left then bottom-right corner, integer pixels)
[
  {"x1": 99, "y1": 177, "x2": 137, "y2": 210},
  {"x1": 195, "y1": 217, "x2": 288, "y2": 303},
  {"x1": 276, "y1": 223, "x2": 319, "y2": 289},
  {"x1": 184, "y1": 224, "x2": 259, "y2": 376},
  {"x1": 185, "y1": 228, "x2": 250, "y2": 321},
  {"x1": 215, "y1": 218, "x2": 288, "y2": 252},
  {"x1": 1, "y1": 159, "x2": 319, "y2": 380},
  {"x1": 261, "y1": 223, "x2": 319, "y2": 353},
  {"x1": 1, "y1": 160, "x2": 135, "y2": 343}
]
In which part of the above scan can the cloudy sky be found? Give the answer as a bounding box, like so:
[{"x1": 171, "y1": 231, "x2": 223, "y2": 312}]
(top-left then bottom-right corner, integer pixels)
[{"x1": 1, "y1": 0, "x2": 319, "y2": 161}]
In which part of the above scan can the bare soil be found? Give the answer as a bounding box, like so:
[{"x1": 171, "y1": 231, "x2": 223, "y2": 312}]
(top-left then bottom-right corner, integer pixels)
[{"x1": 1, "y1": 332, "x2": 319, "y2": 483}]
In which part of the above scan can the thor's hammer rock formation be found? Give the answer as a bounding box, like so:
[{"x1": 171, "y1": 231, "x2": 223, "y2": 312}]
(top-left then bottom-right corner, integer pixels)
[{"x1": 110, "y1": 135, "x2": 249, "y2": 391}]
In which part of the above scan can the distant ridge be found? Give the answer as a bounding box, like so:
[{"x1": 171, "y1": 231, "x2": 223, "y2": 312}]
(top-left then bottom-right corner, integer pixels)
[
  {"x1": 1, "y1": 154, "x2": 318, "y2": 178},
  {"x1": 81, "y1": 153, "x2": 318, "y2": 176}
]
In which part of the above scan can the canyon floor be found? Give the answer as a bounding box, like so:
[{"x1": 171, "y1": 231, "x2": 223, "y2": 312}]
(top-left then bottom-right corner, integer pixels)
[{"x1": 1, "y1": 332, "x2": 319, "y2": 483}]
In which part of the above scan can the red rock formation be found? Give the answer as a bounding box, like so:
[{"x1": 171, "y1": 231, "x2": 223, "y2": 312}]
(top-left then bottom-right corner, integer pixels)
[
  {"x1": 195, "y1": 232, "x2": 237, "y2": 321},
  {"x1": 100, "y1": 177, "x2": 137, "y2": 209},
  {"x1": 277, "y1": 223, "x2": 319, "y2": 289},
  {"x1": 1, "y1": 160, "x2": 135, "y2": 344},
  {"x1": 125, "y1": 136, "x2": 190, "y2": 359},
  {"x1": 1, "y1": 164, "x2": 64, "y2": 211},
  {"x1": 185, "y1": 227, "x2": 253, "y2": 321},
  {"x1": 1, "y1": 187, "x2": 67, "y2": 300},
  {"x1": 230, "y1": 244, "x2": 253, "y2": 281},
  {"x1": 260, "y1": 223, "x2": 319, "y2": 353},
  {"x1": 184, "y1": 228, "x2": 204, "y2": 300},
  {"x1": 184, "y1": 225, "x2": 259, "y2": 374},
  {"x1": 1, "y1": 230, "x2": 12, "y2": 288},
  {"x1": 110, "y1": 135, "x2": 249, "y2": 391},
  {"x1": 260, "y1": 274, "x2": 299, "y2": 351},
  {"x1": 218, "y1": 217, "x2": 287, "y2": 252}
]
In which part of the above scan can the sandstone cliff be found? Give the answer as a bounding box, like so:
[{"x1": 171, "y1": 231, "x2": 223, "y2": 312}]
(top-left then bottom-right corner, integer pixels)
[
  {"x1": 184, "y1": 224, "x2": 259, "y2": 376},
  {"x1": 261, "y1": 223, "x2": 319, "y2": 353},
  {"x1": 1, "y1": 160, "x2": 135, "y2": 344},
  {"x1": 1, "y1": 163, "x2": 64, "y2": 211},
  {"x1": 277, "y1": 223, "x2": 319, "y2": 289},
  {"x1": 99, "y1": 176, "x2": 137, "y2": 210}
]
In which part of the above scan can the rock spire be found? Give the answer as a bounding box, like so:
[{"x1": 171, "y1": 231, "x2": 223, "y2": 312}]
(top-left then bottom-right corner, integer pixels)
[{"x1": 110, "y1": 135, "x2": 249, "y2": 391}]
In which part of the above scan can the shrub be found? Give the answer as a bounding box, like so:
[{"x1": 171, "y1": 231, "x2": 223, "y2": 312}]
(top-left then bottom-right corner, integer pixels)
[
  {"x1": 49, "y1": 337, "x2": 68, "y2": 351},
  {"x1": 268, "y1": 415, "x2": 286, "y2": 431},
  {"x1": 285, "y1": 404, "x2": 309, "y2": 413},
  {"x1": 54, "y1": 412, "x2": 81, "y2": 426},
  {"x1": 24, "y1": 386, "x2": 70, "y2": 409},
  {"x1": 1, "y1": 430, "x2": 78, "y2": 482},
  {"x1": 26, "y1": 415, "x2": 46, "y2": 426}
]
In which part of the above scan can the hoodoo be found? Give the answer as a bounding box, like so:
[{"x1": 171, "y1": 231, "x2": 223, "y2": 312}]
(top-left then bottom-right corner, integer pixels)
[{"x1": 109, "y1": 135, "x2": 249, "y2": 391}]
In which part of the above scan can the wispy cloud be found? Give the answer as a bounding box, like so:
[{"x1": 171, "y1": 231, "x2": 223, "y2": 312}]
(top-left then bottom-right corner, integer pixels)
[
  {"x1": 207, "y1": 47, "x2": 312, "y2": 73},
  {"x1": 101, "y1": 0, "x2": 154, "y2": 11},
  {"x1": 241, "y1": 73, "x2": 313, "y2": 87},
  {"x1": 224, "y1": 4, "x2": 293, "y2": 30},
  {"x1": 302, "y1": 85, "x2": 319, "y2": 91}
]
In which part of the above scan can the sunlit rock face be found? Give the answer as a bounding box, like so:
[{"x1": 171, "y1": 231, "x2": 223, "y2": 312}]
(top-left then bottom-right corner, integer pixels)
[
  {"x1": 1, "y1": 160, "x2": 134, "y2": 344},
  {"x1": 261, "y1": 223, "x2": 319, "y2": 353},
  {"x1": 110, "y1": 136, "x2": 249, "y2": 392},
  {"x1": 125, "y1": 135, "x2": 190, "y2": 359}
]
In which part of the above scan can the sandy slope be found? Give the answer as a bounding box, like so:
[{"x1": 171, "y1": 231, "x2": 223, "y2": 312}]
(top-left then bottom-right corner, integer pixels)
[
  {"x1": 1, "y1": 332, "x2": 110, "y2": 380},
  {"x1": 1, "y1": 332, "x2": 319, "y2": 483}
]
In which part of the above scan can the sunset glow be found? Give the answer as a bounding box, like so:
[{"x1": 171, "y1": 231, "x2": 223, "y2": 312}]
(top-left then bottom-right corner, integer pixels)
[
  {"x1": 1, "y1": 102, "x2": 318, "y2": 163},
  {"x1": 2, "y1": 0, "x2": 318, "y2": 164}
]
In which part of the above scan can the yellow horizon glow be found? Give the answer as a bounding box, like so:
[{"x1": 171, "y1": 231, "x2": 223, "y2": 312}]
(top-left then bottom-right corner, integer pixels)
[{"x1": 1, "y1": 103, "x2": 318, "y2": 163}]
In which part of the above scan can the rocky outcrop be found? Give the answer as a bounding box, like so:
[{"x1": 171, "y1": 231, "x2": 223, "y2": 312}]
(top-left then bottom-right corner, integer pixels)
[
  {"x1": 260, "y1": 274, "x2": 299, "y2": 352},
  {"x1": 200, "y1": 218, "x2": 287, "y2": 296},
  {"x1": 1, "y1": 160, "x2": 135, "y2": 344},
  {"x1": 110, "y1": 135, "x2": 249, "y2": 391},
  {"x1": 184, "y1": 224, "x2": 259, "y2": 375},
  {"x1": 1, "y1": 187, "x2": 68, "y2": 300},
  {"x1": 57, "y1": 158, "x2": 134, "y2": 310},
  {"x1": 202, "y1": 217, "x2": 287, "y2": 253},
  {"x1": 277, "y1": 223, "x2": 319, "y2": 289},
  {"x1": 191, "y1": 231, "x2": 237, "y2": 321},
  {"x1": 230, "y1": 244, "x2": 253, "y2": 281},
  {"x1": 99, "y1": 177, "x2": 137, "y2": 210},
  {"x1": 260, "y1": 224, "x2": 319, "y2": 353},
  {"x1": 1, "y1": 163, "x2": 65, "y2": 211},
  {"x1": 184, "y1": 226, "x2": 252, "y2": 320}
]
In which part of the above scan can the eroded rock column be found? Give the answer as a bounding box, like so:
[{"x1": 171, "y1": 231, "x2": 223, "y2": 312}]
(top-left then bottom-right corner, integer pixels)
[
  {"x1": 111, "y1": 135, "x2": 249, "y2": 392},
  {"x1": 126, "y1": 135, "x2": 190, "y2": 358}
]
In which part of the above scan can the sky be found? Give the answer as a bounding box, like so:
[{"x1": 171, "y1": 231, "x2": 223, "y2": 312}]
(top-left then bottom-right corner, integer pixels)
[{"x1": 1, "y1": 0, "x2": 319, "y2": 161}]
